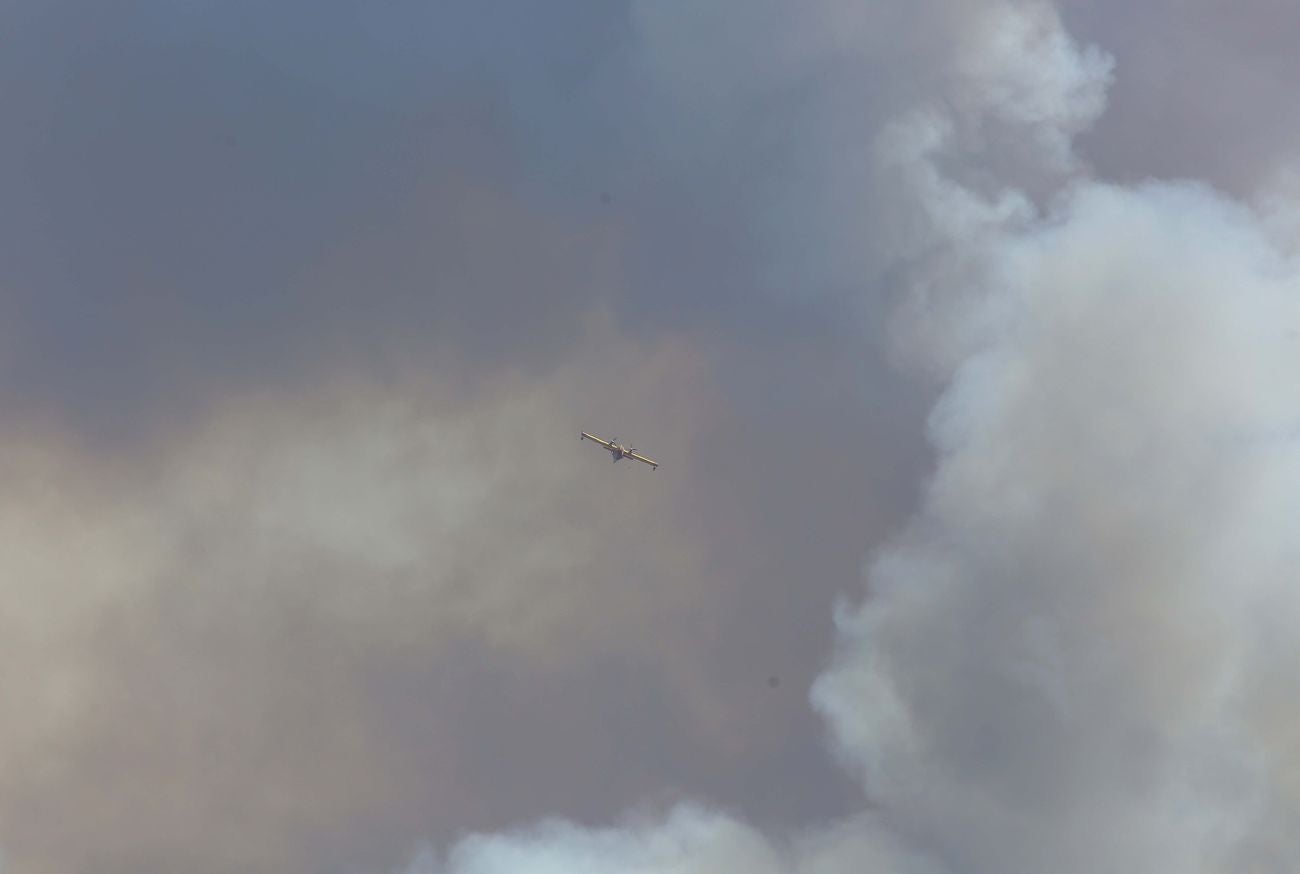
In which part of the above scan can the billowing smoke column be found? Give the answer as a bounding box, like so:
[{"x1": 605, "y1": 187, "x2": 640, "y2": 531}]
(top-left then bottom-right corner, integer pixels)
[
  {"x1": 424, "y1": 1, "x2": 1300, "y2": 872},
  {"x1": 817, "y1": 177, "x2": 1300, "y2": 873}
]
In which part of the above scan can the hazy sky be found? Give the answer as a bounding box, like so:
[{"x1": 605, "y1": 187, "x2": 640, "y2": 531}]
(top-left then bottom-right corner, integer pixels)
[{"x1": 3, "y1": 2, "x2": 1299, "y2": 872}]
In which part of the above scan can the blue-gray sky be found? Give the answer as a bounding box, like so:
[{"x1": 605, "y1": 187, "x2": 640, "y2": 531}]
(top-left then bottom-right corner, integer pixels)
[{"x1": 3, "y1": 2, "x2": 1300, "y2": 872}]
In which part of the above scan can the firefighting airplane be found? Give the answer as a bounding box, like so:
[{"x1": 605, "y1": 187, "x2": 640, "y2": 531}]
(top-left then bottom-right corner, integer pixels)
[{"x1": 581, "y1": 432, "x2": 658, "y2": 470}]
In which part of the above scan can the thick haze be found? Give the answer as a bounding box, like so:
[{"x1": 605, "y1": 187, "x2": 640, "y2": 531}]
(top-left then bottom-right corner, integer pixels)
[{"x1": 2, "y1": 1, "x2": 1298, "y2": 872}]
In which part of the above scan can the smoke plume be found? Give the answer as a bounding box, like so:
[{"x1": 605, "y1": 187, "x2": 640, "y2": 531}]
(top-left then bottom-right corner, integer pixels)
[
  {"x1": 2, "y1": 0, "x2": 1298, "y2": 871},
  {"x1": 418, "y1": 1, "x2": 1300, "y2": 872}
]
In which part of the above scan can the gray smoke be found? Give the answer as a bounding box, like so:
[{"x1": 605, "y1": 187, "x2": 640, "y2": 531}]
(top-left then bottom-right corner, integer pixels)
[
  {"x1": 1063, "y1": 0, "x2": 1300, "y2": 199},
  {"x1": 0, "y1": 322, "x2": 753, "y2": 872},
  {"x1": 416, "y1": 1, "x2": 1300, "y2": 872},
  {"x1": 3, "y1": 0, "x2": 1298, "y2": 871}
]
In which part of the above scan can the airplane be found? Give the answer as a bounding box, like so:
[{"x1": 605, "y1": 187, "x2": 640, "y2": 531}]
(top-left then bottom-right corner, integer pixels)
[{"x1": 581, "y1": 432, "x2": 658, "y2": 470}]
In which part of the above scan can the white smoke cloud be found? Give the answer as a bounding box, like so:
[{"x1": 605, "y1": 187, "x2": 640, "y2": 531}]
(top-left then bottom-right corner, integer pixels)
[
  {"x1": 816, "y1": 177, "x2": 1300, "y2": 873},
  {"x1": 414, "y1": 1, "x2": 1300, "y2": 872},
  {"x1": 400, "y1": 805, "x2": 948, "y2": 874}
]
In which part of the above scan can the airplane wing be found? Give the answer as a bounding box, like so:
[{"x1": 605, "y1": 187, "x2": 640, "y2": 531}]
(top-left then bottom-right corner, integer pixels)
[
  {"x1": 581, "y1": 432, "x2": 614, "y2": 449},
  {"x1": 628, "y1": 451, "x2": 658, "y2": 469}
]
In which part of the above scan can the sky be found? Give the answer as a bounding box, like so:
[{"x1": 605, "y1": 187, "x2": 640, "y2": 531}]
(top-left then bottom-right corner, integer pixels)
[{"x1": 2, "y1": 1, "x2": 1299, "y2": 872}]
